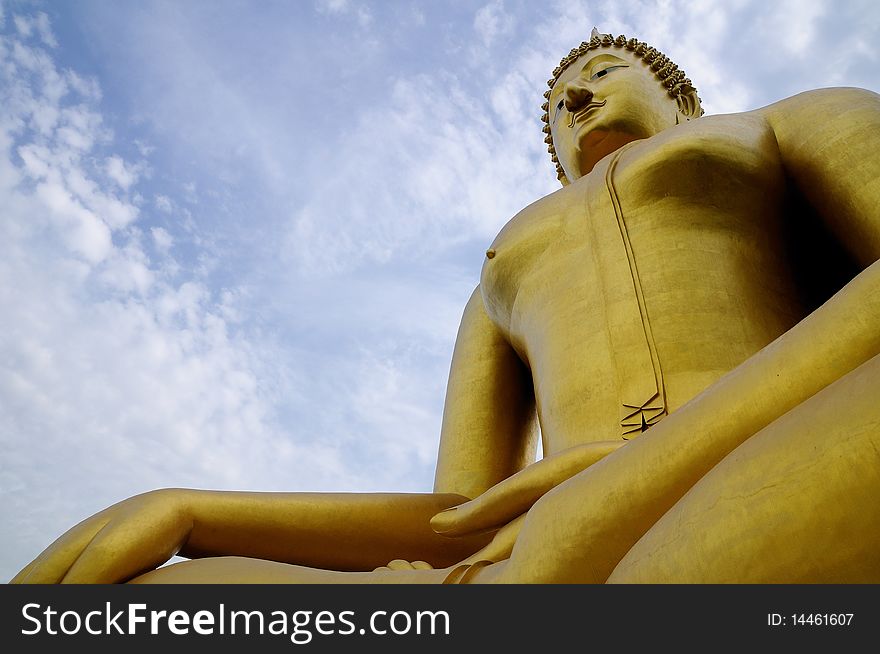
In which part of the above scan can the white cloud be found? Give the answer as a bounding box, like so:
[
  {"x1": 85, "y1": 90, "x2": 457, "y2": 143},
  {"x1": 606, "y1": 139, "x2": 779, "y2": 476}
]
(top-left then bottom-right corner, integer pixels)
[
  {"x1": 0, "y1": 15, "x2": 329, "y2": 579},
  {"x1": 316, "y1": 0, "x2": 350, "y2": 14},
  {"x1": 134, "y1": 138, "x2": 154, "y2": 157},
  {"x1": 105, "y1": 155, "x2": 139, "y2": 190},
  {"x1": 34, "y1": 11, "x2": 57, "y2": 48},
  {"x1": 756, "y1": 0, "x2": 827, "y2": 57},
  {"x1": 286, "y1": 68, "x2": 553, "y2": 276},
  {"x1": 13, "y1": 14, "x2": 32, "y2": 38},
  {"x1": 13, "y1": 11, "x2": 56, "y2": 47},
  {"x1": 1, "y1": 9, "x2": 462, "y2": 579},
  {"x1": 65, "y1": 69, "x2": 101, "y2": 101},
  {"x1": 154, "y1": 194, "x2": 172, "y2": 212},
  {"x1": 314, "y1": 0, "x2": 373, "y2": 27},
  {"x1": 182, "y1": 181, "x2": 197, "y2": 203},
  {"x1": 350, "y1": 349, "x2": 441, "y2": 467},
  {"x1": 474, "y1": 0, "x2": 515, "y2": 48},
  {"x1": 151, "y1": 225, "x2": 173, "y2": 251},
  {"x1": 35, "y1": 178, "x2": 113, "y2": 263}
]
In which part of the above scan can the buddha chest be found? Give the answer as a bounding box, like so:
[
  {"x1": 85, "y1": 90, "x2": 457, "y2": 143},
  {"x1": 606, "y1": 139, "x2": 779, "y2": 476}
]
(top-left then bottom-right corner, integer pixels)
[{"x1": 482, "y1": 115, "x2": 808, "y2": 447}]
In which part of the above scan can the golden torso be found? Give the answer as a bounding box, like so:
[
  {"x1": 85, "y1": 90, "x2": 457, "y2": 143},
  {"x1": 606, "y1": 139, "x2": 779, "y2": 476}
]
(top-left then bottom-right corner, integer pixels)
[{"x1": 482, "y1": 112, "x2": 809, "y2": 454}]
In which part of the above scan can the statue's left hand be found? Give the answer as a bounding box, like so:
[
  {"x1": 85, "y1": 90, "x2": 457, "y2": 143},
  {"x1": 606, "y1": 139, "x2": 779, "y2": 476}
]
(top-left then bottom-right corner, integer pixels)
[
  {"x1": 430, "y1": 440, "x2": 625, "y2": 539},
  {"x1": 11, "y1": 489, "x2": 193, "y2": 584}
]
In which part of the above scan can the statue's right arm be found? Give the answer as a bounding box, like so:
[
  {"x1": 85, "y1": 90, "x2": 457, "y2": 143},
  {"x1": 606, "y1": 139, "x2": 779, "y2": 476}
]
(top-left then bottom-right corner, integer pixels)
[
  {"x1": 10, "y1": 488, "x2": 498, "y2": 584},
  {"x1": 12, "y1": 286, "x2": 535, "y2": 584},
  {"x1": 433, "y1": 285, "x2": 540, "y2": 500}
]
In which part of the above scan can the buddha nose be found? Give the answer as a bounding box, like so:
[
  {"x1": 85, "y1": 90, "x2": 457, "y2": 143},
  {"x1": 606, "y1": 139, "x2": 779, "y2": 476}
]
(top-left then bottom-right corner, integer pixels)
[{"x1": 563, "y1": 80, "x2": 593, "y2": 112}]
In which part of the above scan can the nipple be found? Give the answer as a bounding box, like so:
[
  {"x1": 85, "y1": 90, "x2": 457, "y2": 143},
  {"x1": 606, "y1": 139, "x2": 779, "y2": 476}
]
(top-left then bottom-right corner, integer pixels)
[{"x1": 485, "y1": 249, "x2": 496, "y2": 260}]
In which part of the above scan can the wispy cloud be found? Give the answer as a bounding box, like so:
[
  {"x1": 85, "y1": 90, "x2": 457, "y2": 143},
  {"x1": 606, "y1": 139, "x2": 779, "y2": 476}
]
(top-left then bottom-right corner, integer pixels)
[
  {"x1": 314, "y1": 0, "x2": 373, "y2": 28},
  {"x1": 13, "y1": 11, "x2": 57, "y2": 47},
  {"x1": 286, "y1": 68, "x2": 554, "y2": 276},
  {"x1": 474, "y1": 0, "x2": 515, "y2": 48},
  {"x1": 0, "y1": 13, "x2": 349, "y2": 577}
]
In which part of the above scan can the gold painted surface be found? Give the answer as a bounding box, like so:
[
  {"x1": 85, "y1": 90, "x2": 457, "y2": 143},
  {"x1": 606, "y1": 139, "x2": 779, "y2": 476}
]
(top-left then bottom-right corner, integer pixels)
[{"x1": 13, "y1": 32, "x2": 880, "y2": 584}]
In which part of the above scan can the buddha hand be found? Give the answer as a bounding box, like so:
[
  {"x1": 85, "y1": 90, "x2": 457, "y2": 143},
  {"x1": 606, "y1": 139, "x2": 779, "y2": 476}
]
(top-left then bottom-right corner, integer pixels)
[
  {"x1": 11, "y1": 488, "x2": 194, "y2": 584},
  {"x1": 430, "y1": 440, "x2": 626, "y2": 538}
]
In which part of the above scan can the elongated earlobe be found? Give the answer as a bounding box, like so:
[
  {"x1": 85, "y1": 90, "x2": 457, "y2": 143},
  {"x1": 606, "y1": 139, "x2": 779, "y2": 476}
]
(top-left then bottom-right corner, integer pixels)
[{"x1": 676, "y1": 91, "x2": 701, "y2": 119}]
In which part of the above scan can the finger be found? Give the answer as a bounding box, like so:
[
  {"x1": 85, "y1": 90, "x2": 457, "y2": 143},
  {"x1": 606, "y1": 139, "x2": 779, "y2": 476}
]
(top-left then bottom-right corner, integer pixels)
[
  {"x1": 385, "y1": 559, "x2": 416, "y2": 571},
  {"x1": 457, "y1": 514, "x2": 527, "y2": 566},
  {"x1": 12, "y1": 517, "x2": 110, "y2": 584},
  {"x1": 432, "y1": 440, "x2": 625, "y2": 536},
  {"x1": 410, "y1": 560, "x2": 434, "y2": 570}
]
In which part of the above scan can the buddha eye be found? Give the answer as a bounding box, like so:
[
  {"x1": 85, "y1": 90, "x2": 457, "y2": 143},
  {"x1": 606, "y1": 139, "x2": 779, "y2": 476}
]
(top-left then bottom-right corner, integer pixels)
[{"x1": 590, "y1": 65, "x2": 627, "y2": 81}]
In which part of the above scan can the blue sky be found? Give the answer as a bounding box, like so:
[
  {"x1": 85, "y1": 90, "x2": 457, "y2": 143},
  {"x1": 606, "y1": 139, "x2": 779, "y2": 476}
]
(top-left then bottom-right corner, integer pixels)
[{"x1": 2, "y1": 0, "x2": 878, "y2": 580}]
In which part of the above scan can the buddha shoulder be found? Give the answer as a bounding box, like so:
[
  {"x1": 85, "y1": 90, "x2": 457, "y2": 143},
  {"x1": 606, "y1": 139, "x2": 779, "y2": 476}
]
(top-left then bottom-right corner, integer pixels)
[
  {"x1": 480, "y1": 185, "x2": 573, "y2": 324},
  {"x1": 481, "y1": 185, "x2": 574, "y2": 276},
  {"x1": 753, "y1": 87, "x2": 880, "y2": 163},
  {"x1": 631, "y1": 111, "x2": 778, "y2": 170},
  {"x1": 755, "y1": 86, "x2": 880, "y2": 125}
]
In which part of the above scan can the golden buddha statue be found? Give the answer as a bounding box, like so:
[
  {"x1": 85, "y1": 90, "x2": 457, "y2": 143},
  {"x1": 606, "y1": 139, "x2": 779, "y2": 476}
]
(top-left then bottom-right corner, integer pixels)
[{"x1": 13, "y1": 30, "x2": 880, "y2": 584}]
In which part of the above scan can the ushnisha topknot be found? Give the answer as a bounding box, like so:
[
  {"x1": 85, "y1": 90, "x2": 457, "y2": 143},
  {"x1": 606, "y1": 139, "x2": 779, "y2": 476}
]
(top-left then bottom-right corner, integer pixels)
[{"x1": 542, "y1": 28, "x2": 703, "y2": 182}]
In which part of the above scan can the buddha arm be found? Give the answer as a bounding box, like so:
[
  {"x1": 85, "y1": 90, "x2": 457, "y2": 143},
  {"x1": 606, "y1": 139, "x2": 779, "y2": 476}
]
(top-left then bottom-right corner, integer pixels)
[
  {"x1": 11, "y1": 487, "x2": 500, "y2": 583},
  {"x1": 470, "y1": 88, "x2": 880, "y2": 583},
  {"x1": 433, "y1": 285, "x2": 539, "y2": 499},
  {"x1": 179, "y1": 490, "x2": 490, "y2": 570},
  {"x1": 764, "y1": 87, "x2": 880, "y2": 267}
]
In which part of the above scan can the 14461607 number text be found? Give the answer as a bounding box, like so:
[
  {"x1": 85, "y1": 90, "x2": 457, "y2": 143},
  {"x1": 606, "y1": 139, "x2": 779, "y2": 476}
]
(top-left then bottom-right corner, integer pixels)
[{"x1": 767, "y1": 613, "x2": 854, "y2": 627}]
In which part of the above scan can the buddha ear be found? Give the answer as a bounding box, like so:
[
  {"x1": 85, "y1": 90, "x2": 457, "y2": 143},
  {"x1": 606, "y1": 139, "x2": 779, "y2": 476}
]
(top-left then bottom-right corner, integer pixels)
[
  {"x1": 554, "y1": 159, "x2": 570, "y2": 186},
  {"x1": 675, "y1": 86, "x2": 703, "y2": 119}
]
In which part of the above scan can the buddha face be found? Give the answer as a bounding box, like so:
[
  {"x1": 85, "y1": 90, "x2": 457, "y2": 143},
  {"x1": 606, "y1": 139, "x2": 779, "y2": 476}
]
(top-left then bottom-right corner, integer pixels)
[{"x1": 549, "y1": 48, "x2": 684, "y2": 180}]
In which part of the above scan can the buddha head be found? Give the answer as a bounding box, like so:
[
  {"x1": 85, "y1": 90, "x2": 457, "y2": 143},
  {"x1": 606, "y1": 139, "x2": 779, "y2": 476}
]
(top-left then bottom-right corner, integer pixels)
[{"x1": 542, "y1": 30, "x2": 703, "y2": 184}]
